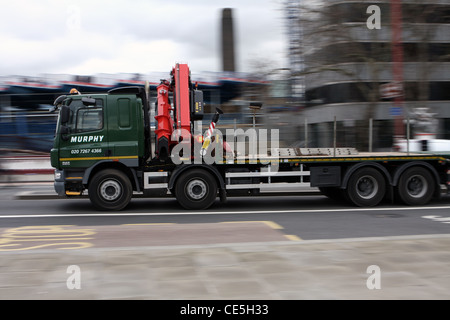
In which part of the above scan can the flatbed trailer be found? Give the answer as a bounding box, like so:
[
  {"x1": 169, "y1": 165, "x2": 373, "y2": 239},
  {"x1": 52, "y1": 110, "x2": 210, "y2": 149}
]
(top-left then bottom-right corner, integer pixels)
[
  {"x1": 139, "y1": 147, "x2": 450, "y2": 209},
  {"x1": 50, "y1": 64, "x2": 450, "y2": 211}
]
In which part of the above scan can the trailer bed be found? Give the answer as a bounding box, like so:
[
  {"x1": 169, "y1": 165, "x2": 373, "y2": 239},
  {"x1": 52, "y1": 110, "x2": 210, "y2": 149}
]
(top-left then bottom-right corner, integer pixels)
[{"x1": 225, "y1": 148, "x2": 450, "y2": 164}]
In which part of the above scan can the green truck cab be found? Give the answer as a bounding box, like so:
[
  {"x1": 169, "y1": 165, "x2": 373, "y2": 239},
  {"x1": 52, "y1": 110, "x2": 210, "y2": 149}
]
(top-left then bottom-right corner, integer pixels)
[{"x1": 51, "y1": 87, "x2": 151, "y2": 210}]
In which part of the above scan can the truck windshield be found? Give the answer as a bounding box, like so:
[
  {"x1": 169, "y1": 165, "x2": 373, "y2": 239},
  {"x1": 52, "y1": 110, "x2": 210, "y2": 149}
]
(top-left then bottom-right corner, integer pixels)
[{"x1": 66, "y1": 99, "x2": 104, "y2": 133}]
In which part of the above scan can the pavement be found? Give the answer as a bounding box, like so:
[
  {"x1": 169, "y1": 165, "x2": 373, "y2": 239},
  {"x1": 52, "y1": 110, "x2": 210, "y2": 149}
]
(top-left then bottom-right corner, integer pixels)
[
  {"x1": 0, "y1": 153, "x2": 53, "y2": 183},
  {"x1": 1, "y1": 154, "x2": 450, "y2": 300},
  {"x1": 0, "y1": 224, "x2": 450, "y2": 299}
]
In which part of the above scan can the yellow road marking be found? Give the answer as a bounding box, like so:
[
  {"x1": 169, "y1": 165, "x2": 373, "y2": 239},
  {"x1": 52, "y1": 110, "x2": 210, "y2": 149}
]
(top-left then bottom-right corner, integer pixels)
[
  {"x1": 284, "y1": 234, "x2": 302, "y2": 241},
  {"x1": 122, "y1": 223, "x2": 175, "y2": 226},
  {"x1": 0, "y1": 225, "x2": 95, "y2": 252},
  {"x1": 220, "y1": 220, "x2": 284, "y2": 230},
  {"x1": 221, "y1": 221, "x2": 302, "y2": 240}
]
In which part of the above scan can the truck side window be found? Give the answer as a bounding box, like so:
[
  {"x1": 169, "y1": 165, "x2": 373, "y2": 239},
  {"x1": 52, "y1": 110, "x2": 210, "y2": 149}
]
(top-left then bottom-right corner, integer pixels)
[
  {"x1": 64, "y1": 99, "x2": 104, "y2": 134},
  {"x1": 76, "y1": 107, "x2": 103, "y2": 133}
]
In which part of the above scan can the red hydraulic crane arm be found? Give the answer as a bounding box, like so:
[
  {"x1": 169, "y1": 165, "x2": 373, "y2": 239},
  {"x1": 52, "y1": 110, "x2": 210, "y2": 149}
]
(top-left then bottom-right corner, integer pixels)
[
  {"x1": 154, "y1": 79, "x2": 174, "y2": 159},
  {"x1": 172, "y1": 63, "x2": 192, "y2": 133},
  {"x1": 154, "y1": 63, "x2": 193, "y2": 160}
]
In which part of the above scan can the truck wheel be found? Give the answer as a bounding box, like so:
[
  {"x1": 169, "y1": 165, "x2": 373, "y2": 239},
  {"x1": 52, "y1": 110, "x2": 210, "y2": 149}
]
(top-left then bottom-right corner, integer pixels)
[
  {"x1": 88, "y1": 169, "x2": 132, "y2": 211},
  {"x1": 397, "y1": 167, "x2": 434, "y2": 205},
  {"x1": 346, "y1": 167, "x2": 386, "y2": 207},
  {"x1": 175, "y1": 169, "x2": 217, "y2": 210}
]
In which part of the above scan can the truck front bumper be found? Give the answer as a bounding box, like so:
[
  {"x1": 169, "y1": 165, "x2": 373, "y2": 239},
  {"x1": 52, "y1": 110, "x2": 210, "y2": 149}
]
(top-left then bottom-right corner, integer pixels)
[{"x1": 54, "y1": 169, "x2": 65, "y2": 196}]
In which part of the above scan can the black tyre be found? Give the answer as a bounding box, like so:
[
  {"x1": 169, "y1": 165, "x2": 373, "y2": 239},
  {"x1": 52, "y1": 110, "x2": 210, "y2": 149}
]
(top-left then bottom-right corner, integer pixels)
[
  {"x1": 88, "y1": 169, "x2": 132, "y2": 211},
  {"x1": 346, "y1": 167, "x2": 386, "y2": 207},
  {"x1": 175, "y1": 169, "x2": 217, "y2": 210},
  {"x1": 397, "y1": 167, "x2": 435, "y2": 205}
]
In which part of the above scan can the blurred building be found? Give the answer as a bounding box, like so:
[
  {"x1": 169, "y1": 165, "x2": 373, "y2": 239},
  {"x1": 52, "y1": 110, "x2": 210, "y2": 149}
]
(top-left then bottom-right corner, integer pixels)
[
  {"x1": 285, "y1": 0, "x2": 304, "y2": 100},
  {"x1": 0, "y1": 5, "x2": 272, "y2": 153},
  {"x1": 0, "y1": 72, "x2": 267, "y2": 152},
  {"x1": 285, "y1": 0, "x2": 450, "y2": 150}
]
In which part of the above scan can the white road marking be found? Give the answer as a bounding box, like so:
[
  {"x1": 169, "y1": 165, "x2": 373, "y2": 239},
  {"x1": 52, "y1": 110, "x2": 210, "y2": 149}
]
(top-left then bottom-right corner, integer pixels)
[
  {"x1": 1, "y1": 205, "x2": 450, "y2": 219},
  {"x1": 422, "y1": 215, "x2": 450, "y2": 223}
]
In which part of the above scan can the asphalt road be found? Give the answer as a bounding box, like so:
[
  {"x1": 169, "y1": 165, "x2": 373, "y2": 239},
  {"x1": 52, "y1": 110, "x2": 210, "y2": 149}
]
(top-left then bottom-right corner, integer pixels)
[
  {"x1": 2, "y1": 183, "x2": 450, "y2": 300},
  {"x1": 1, "y1": 183, "x2": 450, "y2": 242}
]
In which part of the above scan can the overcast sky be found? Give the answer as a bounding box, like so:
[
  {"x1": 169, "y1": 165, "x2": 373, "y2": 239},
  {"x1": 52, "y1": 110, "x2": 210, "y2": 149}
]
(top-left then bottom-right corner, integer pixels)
[{"x1": 0, "y1": 0, "x2": 287, "y2": 76}]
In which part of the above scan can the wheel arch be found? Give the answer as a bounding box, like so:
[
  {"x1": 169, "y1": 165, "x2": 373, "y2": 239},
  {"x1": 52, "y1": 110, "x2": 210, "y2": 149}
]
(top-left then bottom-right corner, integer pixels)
[
  {"x1": 341, "y1": 162, "x2": 392, "y2": 189},
  {"x1": 168, "y1": 164, "x2": 225, "y2": 191},
  {"x1": 83, "y1": 161, "x2": 140, "y2": 192}
]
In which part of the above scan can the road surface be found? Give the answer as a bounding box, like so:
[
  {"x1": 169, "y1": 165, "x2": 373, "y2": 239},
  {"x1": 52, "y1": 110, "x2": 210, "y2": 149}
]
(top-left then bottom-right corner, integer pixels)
[
  {"x1": 1, "y1": 183, "x2": 449, "y2": 300},
  {"x1": 1, "y1": 183, "x2": 450, "y2": 243}
]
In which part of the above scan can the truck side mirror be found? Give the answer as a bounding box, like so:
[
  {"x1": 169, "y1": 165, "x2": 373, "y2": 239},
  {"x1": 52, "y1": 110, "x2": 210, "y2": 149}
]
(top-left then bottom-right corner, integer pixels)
[
  {"x1": 60, "y1": 105, "x2": 70, "y2": 124},
  {"x1": 82, "y1": 97, "x2": 96, "y2": 106},
  {"x1": 60, "y1": 125, "x2": 70, "y2": 141},
  {"x1": 50, "y1": 95, "x2": 67, "y2": 113},
  {"x1": 53, "y1": 95, "x2": 67, "y2": 107}
]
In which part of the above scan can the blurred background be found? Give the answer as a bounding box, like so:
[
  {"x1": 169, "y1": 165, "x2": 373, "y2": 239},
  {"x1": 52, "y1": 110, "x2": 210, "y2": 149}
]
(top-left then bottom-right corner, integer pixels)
[{"x1": 1, "y1": 0, "x2": 450, "y2": 158}]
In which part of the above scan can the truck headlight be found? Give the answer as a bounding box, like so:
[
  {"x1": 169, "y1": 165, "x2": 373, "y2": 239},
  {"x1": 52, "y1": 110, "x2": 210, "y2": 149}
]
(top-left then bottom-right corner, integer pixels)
[{"x1": 54, "y1": 171, "x2": 62, "y2": 180}]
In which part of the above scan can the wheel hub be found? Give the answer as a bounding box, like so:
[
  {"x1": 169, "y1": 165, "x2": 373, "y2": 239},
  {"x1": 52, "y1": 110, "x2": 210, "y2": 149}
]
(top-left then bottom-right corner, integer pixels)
[
  {"x1": 356, "y1": 175, "x2": 378, "y2": 199},
  {"x1": 186, "y1": 179, "x2": 207, "y2": 200},
  {"x1": 100, "y1": 180, "x2": 122, "y2": 201},
  {"x1": 406, "y1": 175, "x2": 427, "y2": 198}
]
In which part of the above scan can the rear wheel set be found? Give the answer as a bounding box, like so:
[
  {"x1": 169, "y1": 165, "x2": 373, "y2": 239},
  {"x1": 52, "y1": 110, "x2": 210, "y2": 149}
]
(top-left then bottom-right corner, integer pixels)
[
  {"x1": 343, "y1": 166, "x2": 435, "y2": 207},
  {"x1": 396, "y1": 167, "x2": 435, "y2": 205},
  {"x1": 346, "y1": 167, "x2": 386, "y2": 207}
]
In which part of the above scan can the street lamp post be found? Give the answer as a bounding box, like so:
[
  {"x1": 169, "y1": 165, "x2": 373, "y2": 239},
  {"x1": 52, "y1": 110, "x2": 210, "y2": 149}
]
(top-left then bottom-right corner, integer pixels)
[
  {"x1": 249, "y1": 102, "x2": 262, "y2": 130},
  {"x1": 391, "y1": 0, "x2": 405, "y2": 147}
]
